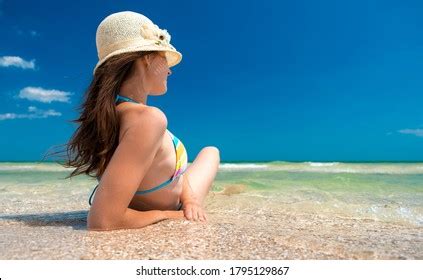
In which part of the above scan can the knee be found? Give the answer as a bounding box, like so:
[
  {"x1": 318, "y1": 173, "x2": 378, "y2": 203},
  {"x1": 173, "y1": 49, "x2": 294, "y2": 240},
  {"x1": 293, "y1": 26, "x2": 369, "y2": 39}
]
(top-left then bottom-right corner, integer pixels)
[{"x1": 203, "y1": 146, "x2": 220, "y2": 161}]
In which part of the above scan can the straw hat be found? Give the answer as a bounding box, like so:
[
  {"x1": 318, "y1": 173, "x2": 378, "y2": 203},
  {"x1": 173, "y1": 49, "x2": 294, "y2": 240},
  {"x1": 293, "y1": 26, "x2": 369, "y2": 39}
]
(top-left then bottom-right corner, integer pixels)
[{"x1": 93, "y1": 11, "x2": 182, "y2": 75}]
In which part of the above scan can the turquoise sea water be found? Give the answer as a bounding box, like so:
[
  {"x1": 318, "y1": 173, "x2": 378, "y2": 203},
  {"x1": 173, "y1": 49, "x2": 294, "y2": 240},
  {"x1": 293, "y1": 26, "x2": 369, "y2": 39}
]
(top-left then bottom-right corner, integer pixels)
[
  {"x1": 0, "y1": 161, "x2": 422, "y2": 259},
  {"x1": 215, "y1": 162, "x2": 423, "y2": 226},
  {"x1": 1, "y1": 161, "x2": 422, "y2": 226}
]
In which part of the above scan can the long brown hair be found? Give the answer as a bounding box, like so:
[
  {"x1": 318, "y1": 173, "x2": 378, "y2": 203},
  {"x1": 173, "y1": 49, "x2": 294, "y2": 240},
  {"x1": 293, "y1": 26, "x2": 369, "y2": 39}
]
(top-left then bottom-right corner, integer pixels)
[{"x1": 43, "y1": 50, "x2": 157, "y2": 180}]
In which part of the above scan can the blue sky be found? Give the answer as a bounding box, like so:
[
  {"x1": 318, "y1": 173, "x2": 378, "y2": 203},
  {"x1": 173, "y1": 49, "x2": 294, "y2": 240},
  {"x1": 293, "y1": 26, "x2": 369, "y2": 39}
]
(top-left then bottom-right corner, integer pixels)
[{"x1": 0, "y1": 0, "x2": 422, "y2": 162}]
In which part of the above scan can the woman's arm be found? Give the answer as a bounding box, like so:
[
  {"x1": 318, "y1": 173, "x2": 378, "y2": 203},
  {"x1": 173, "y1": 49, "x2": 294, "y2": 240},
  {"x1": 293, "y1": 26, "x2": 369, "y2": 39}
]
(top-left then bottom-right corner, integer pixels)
[
  {"x1": 87, "y1": 106, "x2": 184, "y2": 231},
  {"x1": 88, "y1": 208, "x2": 184, "y2": 231}
]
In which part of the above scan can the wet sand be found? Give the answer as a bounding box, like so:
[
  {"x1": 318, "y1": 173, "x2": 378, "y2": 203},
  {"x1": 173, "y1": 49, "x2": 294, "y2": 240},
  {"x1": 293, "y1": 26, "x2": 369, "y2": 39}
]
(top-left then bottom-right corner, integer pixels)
[{"x1": 1, "y1": 191, "x2": 421, "y2": 260}]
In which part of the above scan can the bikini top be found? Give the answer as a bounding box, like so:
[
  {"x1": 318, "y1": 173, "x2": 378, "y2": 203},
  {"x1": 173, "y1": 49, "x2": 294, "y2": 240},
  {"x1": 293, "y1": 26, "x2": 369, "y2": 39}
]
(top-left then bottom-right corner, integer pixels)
[
  {"x1": 88, "y1": 94, "x2": 188, "y2": 205},
  {"x1": 96, "y1": 94, "x2": 189, "y2": 186}
]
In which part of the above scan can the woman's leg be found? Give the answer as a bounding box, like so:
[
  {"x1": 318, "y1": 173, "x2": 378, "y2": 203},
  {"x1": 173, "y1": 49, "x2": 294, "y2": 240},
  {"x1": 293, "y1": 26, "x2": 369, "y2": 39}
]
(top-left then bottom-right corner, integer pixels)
[{"x1": 183, "y1": 146, "x2": 220, "y2": 205}]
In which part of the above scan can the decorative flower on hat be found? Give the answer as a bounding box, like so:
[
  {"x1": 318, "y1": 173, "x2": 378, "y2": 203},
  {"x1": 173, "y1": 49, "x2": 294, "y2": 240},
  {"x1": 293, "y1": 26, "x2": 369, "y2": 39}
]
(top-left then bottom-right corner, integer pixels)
[{"x1": 140, "y1": 22, "x2": 171, "y2": 46}]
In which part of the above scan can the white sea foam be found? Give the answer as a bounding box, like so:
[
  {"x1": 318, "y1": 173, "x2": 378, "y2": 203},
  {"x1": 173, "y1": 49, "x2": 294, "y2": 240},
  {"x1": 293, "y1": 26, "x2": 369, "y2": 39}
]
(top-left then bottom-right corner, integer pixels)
[
  {"x1": 266, "y1": 162, "x2": 423, "y2": 174},
  {"x1": 219, "y1": 163, "x2": 269, "y2": 170},
  {"x1": 306, "y1": 162, "x2": 340, "y2": 167},
  {"x1": 1, "y1": 161, "x2": 423, "y2": 174},
  {"x1": 0, "y1": 163, "x2": 72, "y2": 172}
]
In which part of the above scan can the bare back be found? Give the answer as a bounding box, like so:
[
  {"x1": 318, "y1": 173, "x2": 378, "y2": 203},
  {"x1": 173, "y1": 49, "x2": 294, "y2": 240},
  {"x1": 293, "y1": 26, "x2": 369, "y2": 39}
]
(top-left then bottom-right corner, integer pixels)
[{"x1": 116, "y1": 102, "x2": 184, "y2": 210}]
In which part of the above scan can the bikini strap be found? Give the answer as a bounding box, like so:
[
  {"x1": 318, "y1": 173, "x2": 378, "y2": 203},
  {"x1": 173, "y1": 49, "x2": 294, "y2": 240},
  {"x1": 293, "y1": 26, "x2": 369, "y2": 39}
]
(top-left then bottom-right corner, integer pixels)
[
  {"x1": 88, "y1": 184, "x2": 99, "y2": 206},
  {"x1": 115, "y1": 94, "x2": 139, "y2": 104},
  {"x1": 167, "y1": 129, "x2": 178, "y2": 147}
]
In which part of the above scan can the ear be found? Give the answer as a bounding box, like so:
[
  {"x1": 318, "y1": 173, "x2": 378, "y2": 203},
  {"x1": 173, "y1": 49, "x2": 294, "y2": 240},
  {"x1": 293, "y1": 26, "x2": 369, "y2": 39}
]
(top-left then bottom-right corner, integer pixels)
[{"x1": 143, "y1": 54, "x2": 151, "y2": 67}]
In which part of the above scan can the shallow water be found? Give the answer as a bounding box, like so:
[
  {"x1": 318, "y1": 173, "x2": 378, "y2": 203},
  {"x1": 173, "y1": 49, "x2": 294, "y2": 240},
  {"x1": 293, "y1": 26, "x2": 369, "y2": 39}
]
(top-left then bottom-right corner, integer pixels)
[{"x1": 0, "y1": 161, "x2": 422, "y2": 259}]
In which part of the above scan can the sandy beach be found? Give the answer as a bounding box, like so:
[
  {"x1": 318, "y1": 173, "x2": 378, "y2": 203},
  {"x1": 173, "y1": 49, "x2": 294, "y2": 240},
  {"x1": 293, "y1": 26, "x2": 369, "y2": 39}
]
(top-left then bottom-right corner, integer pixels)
[{"x1": 0, "y1": 162, "x2": 422, "y2": 259}]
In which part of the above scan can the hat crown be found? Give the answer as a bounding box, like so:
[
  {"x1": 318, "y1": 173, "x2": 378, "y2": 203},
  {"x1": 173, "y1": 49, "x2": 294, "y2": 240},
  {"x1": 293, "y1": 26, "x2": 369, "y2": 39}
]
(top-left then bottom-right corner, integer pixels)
[
  {"x1": 92, "y1": 11, "x2": 181, "y2": 75},
  {"x1": 95, "y1": 11, "x2": 172, "y2": 60}
]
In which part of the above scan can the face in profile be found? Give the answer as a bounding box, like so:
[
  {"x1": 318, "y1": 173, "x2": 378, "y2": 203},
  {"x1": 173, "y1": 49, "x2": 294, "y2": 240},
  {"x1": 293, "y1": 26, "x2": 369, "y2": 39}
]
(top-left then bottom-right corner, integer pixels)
[{"x1": 142, "y1": 51, "x2": 172, "y2": 95}]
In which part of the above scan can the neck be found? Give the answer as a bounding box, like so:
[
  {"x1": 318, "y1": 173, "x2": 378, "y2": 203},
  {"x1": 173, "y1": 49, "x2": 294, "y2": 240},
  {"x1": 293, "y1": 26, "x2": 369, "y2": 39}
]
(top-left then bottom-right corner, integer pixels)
[{"x1": 119, "y1": 72, "x2": 149, "y2": 105}]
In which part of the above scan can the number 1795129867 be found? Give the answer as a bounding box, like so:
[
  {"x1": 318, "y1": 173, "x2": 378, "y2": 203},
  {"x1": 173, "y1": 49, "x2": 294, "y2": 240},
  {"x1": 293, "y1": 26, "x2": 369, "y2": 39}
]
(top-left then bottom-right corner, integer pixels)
[{"x1": 229, "y1": 266, "x2": 289, "y2": 276}]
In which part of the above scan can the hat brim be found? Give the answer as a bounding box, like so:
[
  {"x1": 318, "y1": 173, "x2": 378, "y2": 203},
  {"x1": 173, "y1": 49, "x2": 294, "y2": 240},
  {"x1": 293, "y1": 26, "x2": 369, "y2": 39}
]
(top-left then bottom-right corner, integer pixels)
[{"x1": 93, "y1": 44, "x2": 182, "y2": 75}]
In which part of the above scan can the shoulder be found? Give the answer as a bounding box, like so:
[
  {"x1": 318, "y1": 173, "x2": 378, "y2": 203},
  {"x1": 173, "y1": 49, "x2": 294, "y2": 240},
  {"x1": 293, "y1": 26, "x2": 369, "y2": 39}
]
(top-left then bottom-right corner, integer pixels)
[{"x1": 119, "y1": 104, "x2": 168, "y2": 140}]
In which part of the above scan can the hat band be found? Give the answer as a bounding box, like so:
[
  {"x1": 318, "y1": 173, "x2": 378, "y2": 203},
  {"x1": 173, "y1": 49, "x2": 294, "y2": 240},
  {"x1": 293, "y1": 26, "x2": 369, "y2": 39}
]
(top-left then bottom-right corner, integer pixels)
[{"x1": 98, "y1": 38, "x2": 164, "y2": 60}]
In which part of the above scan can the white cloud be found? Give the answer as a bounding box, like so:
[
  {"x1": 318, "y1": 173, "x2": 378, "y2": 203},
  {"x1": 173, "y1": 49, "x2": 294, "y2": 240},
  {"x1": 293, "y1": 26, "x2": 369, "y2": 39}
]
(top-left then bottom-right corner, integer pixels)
[
  {"x1": 0, "y1": 56, "x2": 36, "y2": 69},
  {"x1": 28, "y1": 106, "x2": 37, "y2": 112},
  {"x1": 0, "y1": 113, "x2": 18, "y2": 120},
  {"x1": 398, "y1": 128, "x2": 423, "y2": 137},
  {"x1": 18, "y1": 86, "x2": 72, "y2": 103},
  {"x1": 0, "y1": 106, "x2": 61, "y2": 121},
  {"x1": 12, "y1": 25, "x2": 40, "y2": 37},
  {"x1": 30, "y1": 30, "x2": 39, "y2": 37}
]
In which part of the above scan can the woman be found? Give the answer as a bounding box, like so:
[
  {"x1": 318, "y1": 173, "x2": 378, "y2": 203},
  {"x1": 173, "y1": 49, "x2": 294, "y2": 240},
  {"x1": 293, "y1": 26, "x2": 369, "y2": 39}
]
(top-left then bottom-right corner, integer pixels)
[{"x1": 55, "y1": 11, "x2": 220, "y2": 231}]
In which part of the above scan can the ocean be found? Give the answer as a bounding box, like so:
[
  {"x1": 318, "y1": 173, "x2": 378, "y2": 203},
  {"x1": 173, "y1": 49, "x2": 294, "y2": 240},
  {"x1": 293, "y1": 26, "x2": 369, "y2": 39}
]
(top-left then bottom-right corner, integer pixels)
[{"x1": 0, "y1": 161, "x2": 422, "y2": 259}]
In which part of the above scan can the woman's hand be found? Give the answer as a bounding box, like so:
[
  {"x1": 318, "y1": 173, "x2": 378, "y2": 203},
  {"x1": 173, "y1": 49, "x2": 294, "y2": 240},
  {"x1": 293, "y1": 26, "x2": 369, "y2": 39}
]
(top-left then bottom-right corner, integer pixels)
[{"x1": 182, "y1": 199, "x2": 208, "y2": 222}]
